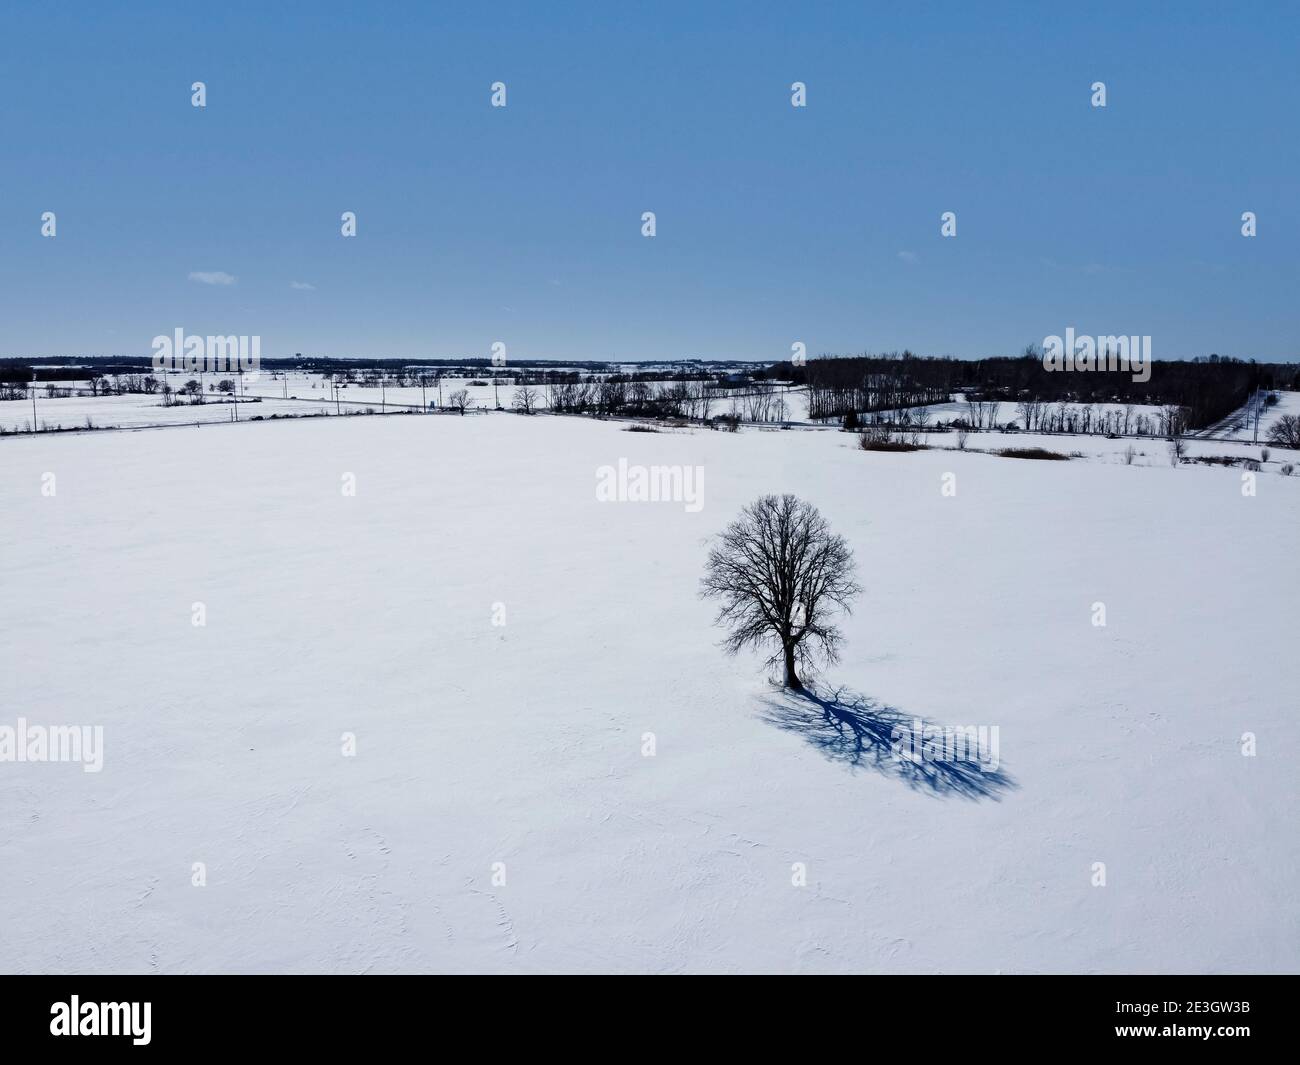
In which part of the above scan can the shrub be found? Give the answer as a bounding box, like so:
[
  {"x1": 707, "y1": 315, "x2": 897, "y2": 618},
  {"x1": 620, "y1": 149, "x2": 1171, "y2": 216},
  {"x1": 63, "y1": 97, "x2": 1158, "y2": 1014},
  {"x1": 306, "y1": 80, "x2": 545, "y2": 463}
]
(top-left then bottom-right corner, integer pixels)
[
  {"x1": 859, "y1": 432, "x2": 924, "y2": 453},
  {"x1": 995, "y1": 447, "x2": 1069, "y2": 461}
]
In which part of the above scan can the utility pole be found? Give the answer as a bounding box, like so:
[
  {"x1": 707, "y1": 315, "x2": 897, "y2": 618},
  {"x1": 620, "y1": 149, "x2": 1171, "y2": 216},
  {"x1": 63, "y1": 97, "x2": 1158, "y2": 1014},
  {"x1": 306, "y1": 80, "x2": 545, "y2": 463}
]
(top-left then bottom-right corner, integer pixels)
[
  {"x1": 421, "y1": 375, "x2": 427, "y2": 411},
  {"x1": 31, "y1": 366, "x2": 38, "y2": 431}
]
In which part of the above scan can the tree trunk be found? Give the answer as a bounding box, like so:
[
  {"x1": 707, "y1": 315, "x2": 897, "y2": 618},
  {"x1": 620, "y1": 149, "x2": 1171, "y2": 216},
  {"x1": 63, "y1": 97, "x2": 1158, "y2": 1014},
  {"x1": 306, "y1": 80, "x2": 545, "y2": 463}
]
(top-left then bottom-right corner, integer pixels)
[{"x1": 783, "y1": 643, "x2": 802, "y2": 690}]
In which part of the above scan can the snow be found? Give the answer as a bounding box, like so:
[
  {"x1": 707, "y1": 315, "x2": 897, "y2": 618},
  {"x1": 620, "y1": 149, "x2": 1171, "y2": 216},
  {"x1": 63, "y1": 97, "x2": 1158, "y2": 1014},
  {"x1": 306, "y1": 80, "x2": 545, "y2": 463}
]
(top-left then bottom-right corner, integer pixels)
[
  {"x1": 4, "y1": 372, "x2": 737, "y2": 428},
  {"x1": 1199, "y1": 389, "x2": 1300, "y2": 442},
  {"x1": 1, "y1": 411, "x2": 1296, "y2": 973},
  {"x1": 0, "y1": 392, "x2": 328, "y2": 432}
]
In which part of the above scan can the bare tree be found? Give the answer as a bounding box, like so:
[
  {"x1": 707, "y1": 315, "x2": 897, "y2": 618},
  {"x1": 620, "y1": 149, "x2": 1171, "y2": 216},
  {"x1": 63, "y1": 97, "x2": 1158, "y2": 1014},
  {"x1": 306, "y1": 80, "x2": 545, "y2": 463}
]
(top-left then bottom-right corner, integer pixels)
[
  {"x1": 700, "y1": 494, "x2": 861, "y2": 691},
  {"x1": 913, "y1": 404, "x2": 930, "y2": 433},
  {"x1": 449, "y1": 388, "x2": 472, "y2": 415},
  {"x1": 966, "y1": 395, "x2": 995, "y2": 430},
  {"x1": 694, "y1": 381, "x2": 714, "y2": 422},
  {"x1": 1160, "y1": 404, "x2": 1187, "y2": 438},
  {"x1": 746, "y1": 390, "x2": 773, "y2": 423},
  {"x1": 1015, "y1": 398, "x2": 1039, "y2": 433},
  {"x1": 513, "y1": 386, "x2": 539, "y2": 415},
  {"x1": 1267, "y1": 413, "x2": 1300, "y2": 449}
]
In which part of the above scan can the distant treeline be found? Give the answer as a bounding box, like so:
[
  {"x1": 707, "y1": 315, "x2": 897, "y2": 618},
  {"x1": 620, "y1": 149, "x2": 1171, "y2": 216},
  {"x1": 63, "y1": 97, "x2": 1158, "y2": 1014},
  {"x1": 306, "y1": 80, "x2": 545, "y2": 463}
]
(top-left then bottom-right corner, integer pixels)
[
  {"x1": 775, "y1": 352, "x2": 1300, "y2": 431},
  {"x1": 0, "y1": 356, "x2": 681, "y2": 382},
  {"x1": 330, "y1": 366, "x2": 728, "y2": 389},
  {"x1": 0, "y1": 361, "x2": 153, "y2": 384}
]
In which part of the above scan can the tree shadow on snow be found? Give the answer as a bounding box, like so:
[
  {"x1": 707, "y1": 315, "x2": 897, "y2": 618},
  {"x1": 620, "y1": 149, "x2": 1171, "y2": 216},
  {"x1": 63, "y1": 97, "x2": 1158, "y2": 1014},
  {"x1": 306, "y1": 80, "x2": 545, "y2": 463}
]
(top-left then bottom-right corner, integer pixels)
[{"x1": 757, "y1": 686, "x2": 1016, "y2": 801}]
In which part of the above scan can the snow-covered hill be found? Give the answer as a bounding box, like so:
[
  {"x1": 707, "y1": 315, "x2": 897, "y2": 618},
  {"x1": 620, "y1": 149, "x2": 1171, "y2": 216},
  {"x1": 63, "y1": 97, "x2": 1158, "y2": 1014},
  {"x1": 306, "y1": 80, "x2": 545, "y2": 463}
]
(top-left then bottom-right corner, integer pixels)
[{"x1": 1198, "y1": 390, "x2": 1300, "y2": 442}]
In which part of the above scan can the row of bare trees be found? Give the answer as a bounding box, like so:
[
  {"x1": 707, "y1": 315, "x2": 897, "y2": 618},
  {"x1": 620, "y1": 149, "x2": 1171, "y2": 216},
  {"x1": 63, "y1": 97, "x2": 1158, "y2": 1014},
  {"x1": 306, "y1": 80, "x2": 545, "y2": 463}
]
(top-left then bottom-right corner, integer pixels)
[
  {"x1": 88, "y1": 374, "x2": 162, "y2": 396},
  {"x1": 1008, "y1": 400, "x2": 1189, "y2": 437},
  {"x1": 714, "y1": 387, "x2": 792, "y2": 423},
  {"x1": 806, "y1": 354, "x2": 949, "y2": 422},
  {"x1": 850, "y1": 394, "x2": 1195, "y2": 441},
  {"x1": 787, "y1": 351, "x2": 1295, "y2": 432},
  {"x1": 1, "y1": 375, "x2": 164, "y2": 400},
  {"x1": 965, "y1": 396, "x2": 999, "y2": 429},
  {"x1": 546, "y1": 378, "x2": 740, "y2": 421}
]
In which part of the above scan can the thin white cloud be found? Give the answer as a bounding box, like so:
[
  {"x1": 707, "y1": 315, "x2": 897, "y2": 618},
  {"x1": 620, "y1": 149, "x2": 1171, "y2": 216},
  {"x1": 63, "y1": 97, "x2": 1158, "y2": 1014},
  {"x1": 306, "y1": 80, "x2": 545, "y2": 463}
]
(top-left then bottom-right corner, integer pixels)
[
  {"x1": 897, "y1": 251, "x2": 919, "y2": 265},
  {"x1": 290, "y1": 281, "x2": 316, "y2": 291},
  {"x1": 188, "y1": 270, "x2": 237, "y2": 286}
]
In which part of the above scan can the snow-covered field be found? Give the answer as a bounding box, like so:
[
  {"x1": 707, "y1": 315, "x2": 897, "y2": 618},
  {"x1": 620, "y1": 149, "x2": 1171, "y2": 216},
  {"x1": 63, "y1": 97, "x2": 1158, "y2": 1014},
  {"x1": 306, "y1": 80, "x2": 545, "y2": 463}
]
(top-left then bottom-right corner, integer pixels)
[
  {"x1": 0, "y1": 391, "x2": 327, "y2": 432},
  {"x1": 0, "y1": 373, "x2": 669, "y2": 430},
  {"x1": 1, "y1": 412, "x2": 1296, "y2": 973},
  {"x1": 923, "y1": 426, "x2": 1297, "y2": 467},
  {"x1": 15, "y1": 374, "x2": 1300, "y2": 456}
]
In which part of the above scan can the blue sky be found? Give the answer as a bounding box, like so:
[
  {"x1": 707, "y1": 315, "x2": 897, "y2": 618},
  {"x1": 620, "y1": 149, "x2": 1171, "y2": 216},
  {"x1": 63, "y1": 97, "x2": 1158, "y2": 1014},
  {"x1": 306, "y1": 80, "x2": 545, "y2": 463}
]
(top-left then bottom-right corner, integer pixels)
[{"x1": 1, "y1": 1, "x2": 1296, "y2": 361}]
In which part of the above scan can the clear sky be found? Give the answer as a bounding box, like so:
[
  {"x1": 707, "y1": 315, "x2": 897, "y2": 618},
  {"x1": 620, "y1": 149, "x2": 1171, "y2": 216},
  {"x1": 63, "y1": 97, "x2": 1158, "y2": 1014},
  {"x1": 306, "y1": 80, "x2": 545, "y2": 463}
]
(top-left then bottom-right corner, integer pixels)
[{"x1": 1, "y1": 1, "x2": 1296, "y2": 362}]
